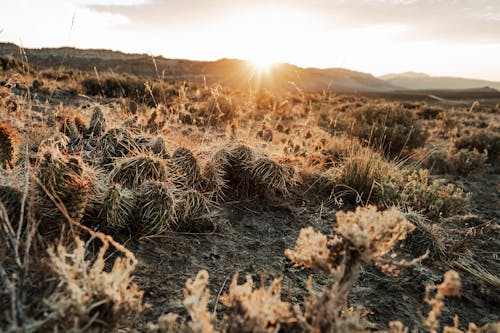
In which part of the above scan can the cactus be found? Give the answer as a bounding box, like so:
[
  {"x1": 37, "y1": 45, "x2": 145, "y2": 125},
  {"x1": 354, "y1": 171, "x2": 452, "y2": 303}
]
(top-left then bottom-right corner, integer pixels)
[
  {"x1": 226, "y1": 144, "x2": 256, "y2": 198},
  {"x1": 0, "y1": 122, "x2": 17, "y2": 169},
  {"x1": 88, "y1": 106, "x2": 106, "y2": 137},
  {"x1": 36, "y1": 148, "x2": 96, "y2": 229},
  {"x1": 74, "y1": 115, "x2": 88, "y2": 135},
  {"x1": 98, "y1": 183, "x2": 136, "y2": 230},
  {"x1": 171, "y1": 147, "x2": 202, "y2": 189},
  {"x1": 59, "y1": 117, "x2": 79, "y2": 141},
  {"x1": 135, "y1": 181, "x2": 176, "y2": 235},
  {"x1": 149, "y1": 135, "x2": 170, "y2": 159},
  {"x1": 97, "y1": 128, "x2": 137, "y2": 164},
  {"x1": 0, "y1": 185, "x2": 24, "y2": 225},
  {"x1": 202, "y1": 148, "x2": 232, "y2": 201},
  {"x1": 175, "y1": 189, "x2": 214, "y2": 232},
  {"x1": 250, "y1": 157, "x2": 294, "y2": 196},
  {"x1": 110, "y1": 154, "x2": 168, "y2": 188}
]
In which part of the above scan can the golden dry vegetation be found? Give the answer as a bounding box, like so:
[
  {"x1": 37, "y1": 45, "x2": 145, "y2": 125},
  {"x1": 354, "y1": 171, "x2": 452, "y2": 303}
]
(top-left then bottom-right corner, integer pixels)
[{"x1": 0, "y1": 55, "x2": 499, "y2": 332}]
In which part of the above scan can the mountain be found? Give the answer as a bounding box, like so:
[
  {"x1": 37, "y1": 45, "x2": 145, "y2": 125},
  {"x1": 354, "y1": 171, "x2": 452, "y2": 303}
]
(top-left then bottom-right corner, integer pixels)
[
  {"x1": 380, "y1": 72, "x2": 430, "y2": 80},
  {"x1": 380, "y1": 72, "x2": 500, "y2": 91},
  {"x1": 0, "y1": 43, "x2": 399, "y2": 93}
]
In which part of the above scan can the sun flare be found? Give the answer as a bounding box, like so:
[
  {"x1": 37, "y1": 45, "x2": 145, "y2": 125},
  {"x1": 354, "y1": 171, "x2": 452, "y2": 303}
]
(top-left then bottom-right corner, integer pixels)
[{"x1": 250, "y1": 58, "x2": 274, "y2": 71}]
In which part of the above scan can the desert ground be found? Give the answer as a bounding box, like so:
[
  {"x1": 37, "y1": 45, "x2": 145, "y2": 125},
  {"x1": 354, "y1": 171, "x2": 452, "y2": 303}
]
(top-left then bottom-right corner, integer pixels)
[{"x1": 0, "y1": 52, "x2": 499, "y2": 332}]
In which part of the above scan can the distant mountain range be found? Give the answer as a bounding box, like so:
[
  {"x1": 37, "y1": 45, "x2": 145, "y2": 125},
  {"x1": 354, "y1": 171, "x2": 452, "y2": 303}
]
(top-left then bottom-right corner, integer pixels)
[
  {"x1": 1, "y1": 43, "x2": 499, "y2": 95},
  {"x1": 379, "y1": 72, "x2": 500, "y2": 91}
]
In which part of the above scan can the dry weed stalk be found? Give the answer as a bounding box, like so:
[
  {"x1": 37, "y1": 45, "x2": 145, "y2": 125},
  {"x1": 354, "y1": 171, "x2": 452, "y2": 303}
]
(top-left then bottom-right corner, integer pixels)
[
  {"x1": 286, "y1": 206, "x2": 425, "y2": 332},
  {"x1": 183, "y1": 270, "x2": 217, "y2": 333},
  {"x1": 221, "y1": 274, "x2": 299, "y2": 333},
  {"x1": 45, "y1": 236, "x2": 145, "y2": 331}
]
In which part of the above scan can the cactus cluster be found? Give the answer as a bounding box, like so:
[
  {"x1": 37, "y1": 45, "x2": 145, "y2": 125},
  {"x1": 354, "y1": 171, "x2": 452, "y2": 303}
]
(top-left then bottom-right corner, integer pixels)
[
  {"x1": 36, "y1": 148, "x2": 96, "y2": 230},
  {"x1": 171, "y1": 147, "x2": 202, "y2": 189},
  {"x1": 0, "y1": 185, "x2": 24, "y2": 225},
  {"x1": 88, "y1": 106, "x2": 107, "y2": 137},
  {"x1": 97, "y1": 183, "x2": 135, "y2": 230},
  {"x1": 136, "y1": 181, "x2": 176, "y2": 235},
  {"x1": 97, "y1": 128, "x2": 137, "y2": 164},
  {"x1": 0, "y1": 122, "x2": 17, "y2": 169},
  {"x1": 175, "y1": 189, "x2": 213, "y2": 232},
  {"x1": 110, "y1": 154, "x2": 168, "y2": 188}
]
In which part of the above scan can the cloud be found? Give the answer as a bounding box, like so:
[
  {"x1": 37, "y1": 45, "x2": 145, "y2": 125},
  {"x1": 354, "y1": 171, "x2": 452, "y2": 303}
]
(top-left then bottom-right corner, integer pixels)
[{"x1": 85, "y1": 0, "x2": 500, "y2": 43}]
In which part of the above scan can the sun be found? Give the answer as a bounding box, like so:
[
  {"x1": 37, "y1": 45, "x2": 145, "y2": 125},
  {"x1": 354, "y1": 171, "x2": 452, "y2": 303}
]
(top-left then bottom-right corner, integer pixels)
[{"x1": 250, "y1": 57, "x2": 274, "y2": 71}]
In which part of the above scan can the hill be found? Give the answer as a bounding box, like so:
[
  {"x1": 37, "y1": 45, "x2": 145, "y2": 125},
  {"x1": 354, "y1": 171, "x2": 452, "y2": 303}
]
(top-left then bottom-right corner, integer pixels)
[
  {"x1": 380, "y1": 72, "x2": 500, "y2": 91},
  {"x1": 0, "y1": 43, "x2": 398, "y2": 92}
]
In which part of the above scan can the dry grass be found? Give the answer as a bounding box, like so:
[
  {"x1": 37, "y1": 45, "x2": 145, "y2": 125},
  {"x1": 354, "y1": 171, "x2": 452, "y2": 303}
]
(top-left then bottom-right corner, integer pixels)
[{"x1": 1, "y1": 62, "x2": 498, "y2": 332}]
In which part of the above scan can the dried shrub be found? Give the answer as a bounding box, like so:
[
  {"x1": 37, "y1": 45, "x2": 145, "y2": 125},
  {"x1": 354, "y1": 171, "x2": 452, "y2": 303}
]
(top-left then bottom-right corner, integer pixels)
[
  {"x1": 80, "y1": 75, "x2": 172, "y2": 106},
  {"x1": 421, "y1": 270, "x2": 462, "y2": 333},
  {"x1": 454, "y1": 130, "x2": 500, "y2": 161},
  {"x1": 147, "y1": 270, "x2": 216, "y2": 333},
  {"x1": 44, "y1": 236, "x2": 145, "y2": 331},
  {"x1": 110, "y1": 154, "x2": 168, "y2": 188},
  {"x1": 416, "y1": 106, "x2": 443, "y2": 120},
  {"x1": 182, "y1": 270, "x2": 217, "y2": 333},
  {"x1": 221, "y1": 274, "x2": 300, "y2": 333},
  {"x1": 422, "y1": 145, "x2": 488, "y2": 175},
  {"x1": 285, "y1": 206, "x2": 423, "y2": 332},
  {"x1": 348, "y1": 103, "x2": 427, "y2": 155},
  {"x1": 0, "y1": 122, "x2": 17, "y2": 169},
  {"x1": 394, "y1": 170, "x2": 471, "y2": 221}
]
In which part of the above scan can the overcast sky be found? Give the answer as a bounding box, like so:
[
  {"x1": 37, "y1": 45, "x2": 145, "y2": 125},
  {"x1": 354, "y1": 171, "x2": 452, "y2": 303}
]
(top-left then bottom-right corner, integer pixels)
[{"x1": 1, "y1": 0, "x2": 500, "y2": 80}]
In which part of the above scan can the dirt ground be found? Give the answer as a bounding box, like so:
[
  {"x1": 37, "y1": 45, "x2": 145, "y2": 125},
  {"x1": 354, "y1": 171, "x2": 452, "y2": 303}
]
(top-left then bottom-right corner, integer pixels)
[
  {"x1": 2, "y1": 83, "x2": 499, "y2": 332},
  {"x1": 118, "y1": 172, "x2": 499, "y2": 331}
]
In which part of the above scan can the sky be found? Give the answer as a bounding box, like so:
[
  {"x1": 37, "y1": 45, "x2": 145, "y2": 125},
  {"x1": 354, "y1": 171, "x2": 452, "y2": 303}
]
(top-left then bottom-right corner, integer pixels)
[{"x1": 1, "y1": 0, "x2": 500, "y2": 81}]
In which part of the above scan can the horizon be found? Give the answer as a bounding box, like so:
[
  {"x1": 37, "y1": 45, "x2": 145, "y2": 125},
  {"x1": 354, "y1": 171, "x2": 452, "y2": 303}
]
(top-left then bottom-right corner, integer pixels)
[{"x1": 1, "y1": 1, "x2": 500, "y2": 81}]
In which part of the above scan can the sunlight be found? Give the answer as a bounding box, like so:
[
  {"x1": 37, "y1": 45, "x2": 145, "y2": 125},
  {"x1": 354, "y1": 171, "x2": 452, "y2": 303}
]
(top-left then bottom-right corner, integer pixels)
[
  {"x1": 250, "y1": 58, "x2": 274, "y2": 72},
  {"x1": 215, "y1": 6, "x2": 318, "y2": 68}
]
